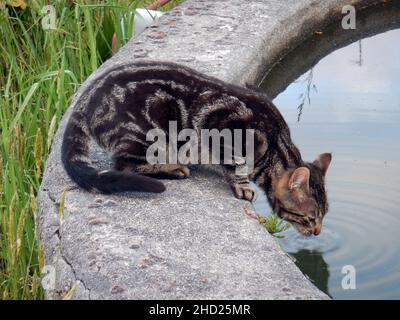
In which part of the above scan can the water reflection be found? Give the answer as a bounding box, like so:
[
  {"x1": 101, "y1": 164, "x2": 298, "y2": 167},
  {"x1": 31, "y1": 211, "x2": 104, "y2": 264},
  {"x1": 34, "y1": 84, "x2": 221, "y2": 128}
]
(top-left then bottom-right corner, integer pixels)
[
  {"x1": 291, "y1": 250, "x2": 330, "y2": 297},
  {"x1": 256, "y1": 2, "x2": 400, "y2": 299},
  {"x1": 259, "y1": 0, "x2": 400, "y2": 100}
]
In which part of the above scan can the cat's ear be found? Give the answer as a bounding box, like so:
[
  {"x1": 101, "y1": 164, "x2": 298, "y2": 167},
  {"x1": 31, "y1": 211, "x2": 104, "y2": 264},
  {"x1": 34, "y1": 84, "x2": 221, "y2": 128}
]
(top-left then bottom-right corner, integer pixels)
[
  {"x1": 313, "y1": 153, "x2": 332, "y2": 175},
  {"x1": 288, "y1": 167, "x2": 310, "y2": 191}
]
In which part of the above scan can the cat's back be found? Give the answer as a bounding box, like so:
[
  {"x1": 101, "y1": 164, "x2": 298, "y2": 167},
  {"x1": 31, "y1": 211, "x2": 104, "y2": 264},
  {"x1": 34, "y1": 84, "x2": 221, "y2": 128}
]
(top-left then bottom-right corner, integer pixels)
[{"x1": 77, "y1": 61, "x2": 284, "y2": 131}]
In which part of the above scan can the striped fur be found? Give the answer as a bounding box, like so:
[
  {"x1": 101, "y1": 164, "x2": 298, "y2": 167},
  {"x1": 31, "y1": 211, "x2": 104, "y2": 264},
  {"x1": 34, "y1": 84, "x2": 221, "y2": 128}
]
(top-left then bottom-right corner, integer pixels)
[{"x1": 61, "y1": 61, "x2": 331, "y2": 235}]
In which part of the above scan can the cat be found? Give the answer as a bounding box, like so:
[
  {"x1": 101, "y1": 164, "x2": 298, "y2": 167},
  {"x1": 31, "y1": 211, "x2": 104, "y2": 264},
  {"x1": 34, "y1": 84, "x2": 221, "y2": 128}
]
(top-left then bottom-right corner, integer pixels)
[{"x1": 62, "y1": 61, "x2": 332, "y2": 236}]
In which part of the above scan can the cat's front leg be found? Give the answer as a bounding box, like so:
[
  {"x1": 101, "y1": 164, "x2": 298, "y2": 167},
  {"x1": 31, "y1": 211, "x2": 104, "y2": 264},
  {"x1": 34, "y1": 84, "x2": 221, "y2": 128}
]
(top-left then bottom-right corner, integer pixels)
[{"x1": 222, "y1": 165, "x2": 257, "y2": 202}]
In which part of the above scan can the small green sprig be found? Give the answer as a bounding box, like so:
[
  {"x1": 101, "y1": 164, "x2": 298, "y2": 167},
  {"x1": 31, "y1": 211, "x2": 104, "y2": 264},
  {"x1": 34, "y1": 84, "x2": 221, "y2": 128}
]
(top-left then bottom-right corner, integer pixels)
[
  {"x1": 245, "y1": 209, "x2": 291, "y2": 238},
  {"x1": 259, "y1": 214, "x2": 291, "y2": 238}
]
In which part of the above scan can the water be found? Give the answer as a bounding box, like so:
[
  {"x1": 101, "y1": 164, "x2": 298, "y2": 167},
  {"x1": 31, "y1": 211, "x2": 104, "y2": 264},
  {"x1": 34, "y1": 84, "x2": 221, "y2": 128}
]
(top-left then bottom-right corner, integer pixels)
[{"x1": 255, "y1": 27, "x2": 400, "y2": 299}]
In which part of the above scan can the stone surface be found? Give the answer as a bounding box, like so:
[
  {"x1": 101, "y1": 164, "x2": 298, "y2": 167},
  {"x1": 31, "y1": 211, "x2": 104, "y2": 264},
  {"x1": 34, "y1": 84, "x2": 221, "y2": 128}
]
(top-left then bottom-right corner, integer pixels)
[{"x1": 38, "y1": 0, "x2": 383, "y2": 299}]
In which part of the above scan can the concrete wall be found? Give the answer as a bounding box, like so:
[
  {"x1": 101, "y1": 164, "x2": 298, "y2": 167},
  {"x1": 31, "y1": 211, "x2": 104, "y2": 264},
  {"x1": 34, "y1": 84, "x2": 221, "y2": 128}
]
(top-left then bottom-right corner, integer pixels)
[{"x1": 38, "y1": 0, "x2": 384, "y2": 299}]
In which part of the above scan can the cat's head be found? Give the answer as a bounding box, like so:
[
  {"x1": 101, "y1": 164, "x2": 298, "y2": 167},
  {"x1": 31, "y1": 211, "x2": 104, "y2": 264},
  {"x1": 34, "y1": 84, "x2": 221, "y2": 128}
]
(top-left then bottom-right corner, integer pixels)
[{"x1": 271, "y1": 153, "x2": 332, "y2": 236}]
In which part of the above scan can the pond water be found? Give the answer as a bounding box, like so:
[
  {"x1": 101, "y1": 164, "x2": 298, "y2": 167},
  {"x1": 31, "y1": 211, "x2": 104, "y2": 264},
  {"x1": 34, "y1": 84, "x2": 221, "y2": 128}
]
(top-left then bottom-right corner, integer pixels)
[{"x1": 254, "y1": 28, "x2": 400, "y2": 299}]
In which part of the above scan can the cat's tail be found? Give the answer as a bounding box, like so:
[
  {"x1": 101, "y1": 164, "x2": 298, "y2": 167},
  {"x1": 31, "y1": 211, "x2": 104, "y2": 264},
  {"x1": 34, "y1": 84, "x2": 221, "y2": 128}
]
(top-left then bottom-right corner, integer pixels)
[{"x1": 61, "y1": 113, "x2": 165, "y2": 194}]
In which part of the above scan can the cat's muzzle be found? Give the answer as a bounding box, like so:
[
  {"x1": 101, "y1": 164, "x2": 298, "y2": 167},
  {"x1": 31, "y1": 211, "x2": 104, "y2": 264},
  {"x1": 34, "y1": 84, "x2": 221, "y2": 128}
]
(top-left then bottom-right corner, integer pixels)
[{"x1": 275, "y1": 205, "x2": 322, "y2": 236}]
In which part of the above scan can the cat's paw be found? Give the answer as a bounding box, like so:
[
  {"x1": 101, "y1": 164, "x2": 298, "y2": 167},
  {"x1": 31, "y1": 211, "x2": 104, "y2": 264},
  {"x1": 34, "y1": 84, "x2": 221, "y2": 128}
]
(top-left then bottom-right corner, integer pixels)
[
  {"x1": 134, "y1": 164, "x2": 191, "y2": 179},
  {"x1": 156, "y1": 164, "x2": 190, "y2": 179},
  {"x1": 231, "y1": 184, "x2": 257, "y2": 202},
  {"x1": 169, "y1": 165, "x2": 190, "y2": 179}
]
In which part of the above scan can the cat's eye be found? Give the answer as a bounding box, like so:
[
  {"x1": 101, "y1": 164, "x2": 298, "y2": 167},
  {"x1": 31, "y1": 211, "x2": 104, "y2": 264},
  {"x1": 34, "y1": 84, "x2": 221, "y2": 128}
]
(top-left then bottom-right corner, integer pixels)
[{"x1": 311, "y1": 209, "x2": 319, "y2": 220}]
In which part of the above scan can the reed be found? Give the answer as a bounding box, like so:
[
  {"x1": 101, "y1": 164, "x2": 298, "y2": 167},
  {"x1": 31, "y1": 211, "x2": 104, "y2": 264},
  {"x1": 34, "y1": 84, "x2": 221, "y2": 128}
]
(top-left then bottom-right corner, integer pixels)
[{"x1": 0, "y1": 0, "x2": 182, "y2": 299}]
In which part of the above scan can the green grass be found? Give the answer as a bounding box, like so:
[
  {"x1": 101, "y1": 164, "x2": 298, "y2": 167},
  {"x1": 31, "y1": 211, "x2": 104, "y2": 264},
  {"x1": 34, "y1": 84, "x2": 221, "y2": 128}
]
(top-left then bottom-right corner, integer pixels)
[
  {"x1": 259, "y1": 214, "x2": 291, "y2": 239},
  {"x1": 245, "y1": 208, "x2": 291, "y2": 239},
  {"x1": 0, "y1": 0, "x2": 182, "y2": 300}
]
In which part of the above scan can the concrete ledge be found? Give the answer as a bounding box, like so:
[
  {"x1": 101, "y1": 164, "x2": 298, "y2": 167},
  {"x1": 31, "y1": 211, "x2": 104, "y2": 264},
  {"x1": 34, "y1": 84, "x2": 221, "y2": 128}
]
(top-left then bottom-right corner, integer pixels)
[{"x1": 38, "y1": 0, "x2": 384, "y2": 299}]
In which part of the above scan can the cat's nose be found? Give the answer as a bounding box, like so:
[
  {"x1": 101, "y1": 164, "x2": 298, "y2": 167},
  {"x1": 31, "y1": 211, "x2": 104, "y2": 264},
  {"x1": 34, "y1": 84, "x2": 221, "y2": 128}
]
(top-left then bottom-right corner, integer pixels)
[{"x1": 313, "y1": 222, "x2": 322, "y2": 235}]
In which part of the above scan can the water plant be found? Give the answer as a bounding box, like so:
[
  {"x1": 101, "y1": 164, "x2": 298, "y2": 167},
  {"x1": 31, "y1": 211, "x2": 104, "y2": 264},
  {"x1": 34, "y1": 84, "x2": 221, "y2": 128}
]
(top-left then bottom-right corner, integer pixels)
[
  {"x1": 295, "y1": 68, "x2": 317, "y2": 122},
  {"x1": 245, "y1": 208, "x2": 291, "y2": 238},
  {"x1": 259, "y1": 214, "x2": 291, "y2": 239}
]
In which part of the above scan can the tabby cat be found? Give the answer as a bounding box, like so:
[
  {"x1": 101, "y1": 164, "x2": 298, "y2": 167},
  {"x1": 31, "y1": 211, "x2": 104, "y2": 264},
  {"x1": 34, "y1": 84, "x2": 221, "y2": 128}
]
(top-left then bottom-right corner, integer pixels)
[{"x1": 62, "y1": 61, "x2": 332, "y2": 236}]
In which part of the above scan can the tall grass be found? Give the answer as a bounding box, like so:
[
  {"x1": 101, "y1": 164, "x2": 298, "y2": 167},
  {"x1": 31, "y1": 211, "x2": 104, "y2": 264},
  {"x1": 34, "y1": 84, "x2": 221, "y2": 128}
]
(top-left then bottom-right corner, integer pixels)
[{"x1": 0, "y1": 0, "x2": 182, "y2": 300}]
